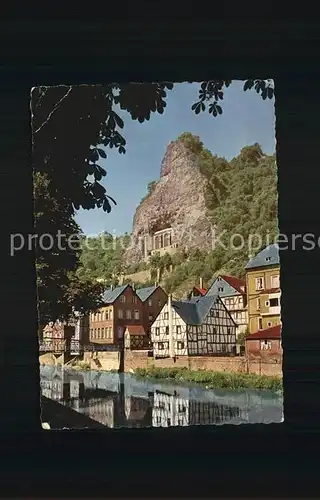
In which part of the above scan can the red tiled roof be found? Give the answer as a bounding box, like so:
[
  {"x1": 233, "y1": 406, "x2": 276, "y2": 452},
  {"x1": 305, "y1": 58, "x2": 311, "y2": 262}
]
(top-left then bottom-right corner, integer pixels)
[
  {"x1": 220, "y1": 275, "x2": 246, "y2": 294},
  {"x1": 193, "y1": 286, "x2": 207, "y2": 296},
  {"x1": 125, "y1": 325, "x2": 146, "y2": 335},
  {"x1": 246, "y1": 325, "x2": 281, "y2": 340}
]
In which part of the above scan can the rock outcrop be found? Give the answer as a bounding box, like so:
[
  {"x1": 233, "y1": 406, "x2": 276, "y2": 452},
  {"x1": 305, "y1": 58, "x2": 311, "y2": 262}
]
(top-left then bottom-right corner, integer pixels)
[{"x1": 124, "y1": 136, "x2": 214, "y2": 266}]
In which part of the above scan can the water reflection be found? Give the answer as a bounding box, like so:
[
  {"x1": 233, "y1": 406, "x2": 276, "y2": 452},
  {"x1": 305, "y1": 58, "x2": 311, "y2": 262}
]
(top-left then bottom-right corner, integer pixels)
[{"x1": 40, "y1": 366, "x2": 283, "y2": 428}]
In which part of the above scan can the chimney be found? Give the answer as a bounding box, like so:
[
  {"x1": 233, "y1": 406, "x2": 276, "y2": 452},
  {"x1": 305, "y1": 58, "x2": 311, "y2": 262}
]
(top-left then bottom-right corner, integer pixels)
[
  {"x1": 110, "y1": 284, "x2": 114, "y2": 291},
  {"x1": 168, "y1": 294, "x2": 175, "y2": 358},
  {"x1": 132, "y1": 282, "x2": 135, "y2": 290},
  {"x1": 156, "y1": 267, "x2": 161, "y2": 283},
  {"x1": 199, "y1": 277, "x2": 203, "y2": 289}
]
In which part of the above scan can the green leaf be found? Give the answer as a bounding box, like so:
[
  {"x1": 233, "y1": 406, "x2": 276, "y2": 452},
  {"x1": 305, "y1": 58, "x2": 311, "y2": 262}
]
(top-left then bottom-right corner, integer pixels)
[
  {"x1": 103, "y1": 198, "x2": 111, "y2": 212},
  {"x1": 243, "y1": 79, "x2": 254, "y2": 91},
  {"x1": 113, "y1": 113, "x2": 124, "y2": 129},
  {"x1": 267, "y1": 87, "x2": 274, "y2": 99},
  {"x1": 97, "y1": 148, "x2": 107, "y2": 158}
]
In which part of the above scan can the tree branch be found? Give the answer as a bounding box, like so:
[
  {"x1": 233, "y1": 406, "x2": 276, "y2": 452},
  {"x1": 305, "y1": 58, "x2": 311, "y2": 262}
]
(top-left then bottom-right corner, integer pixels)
[{"x1": 33, "y1": 86, "x2": 73, "y2": 135}]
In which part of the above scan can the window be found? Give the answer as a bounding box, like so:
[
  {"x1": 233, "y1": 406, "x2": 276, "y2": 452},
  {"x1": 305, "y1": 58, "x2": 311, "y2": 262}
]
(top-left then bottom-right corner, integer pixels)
[
  {"x1": 178, "y1": 404, "x2": 186, "y2": 413},
  {"x1": 148, "y1": 298, "x2": 152, "y2": 307},
  {"x1": 267, "y1": 321, "x2": 272, "y2": 327},
  {"x1": 109, "y1": 309, "x2": 113, "y2": 320},
  {"x1": 266, "y1": 256, "x2": 271, "y2": 262},
  {"x1": 218, "y1": 287, "x2": 224, "y2": 292},
  {"x1": 255, "y1": 277, "x2": 264, "y2": 290},
  {"x1": 167, "y1": 418, "x2": 171, "y2": 426},
  {"x1": 132, "y1": 296, "x2": 137, "y2": 304},
  {"x1": 212, "y1": 327, "x2": 217, "y2": 334},
  {"x1": 176, "y1": 325, "x2": 181, "y2": 334},
  {"x1": 164, "y1": 312, "x2": 168, "y2": 320},
  {"x1": 155, "y1": 327, "x2": 160, "y2": 336},
  {"x1": 265, "y1": 301, "x2": 270, "y2": 307},
  {"x1": 126, "y1": 309, "x2": 132, "y2": 319},
  {"x1": 258, "y1": 318, "x2": 263, "y2": 330},
  {"x1": 270, "y1": 298, "x2": 279, "y2": 307},
  {"x1": 261, "y1": 340, "x2": 272, "y2": 350},
  {"x1": 118, "y1": 309, "x2": 123, "y2": 319},
  {"x1": 98, "y1": 328, "x2": 100, "y2": 338},
  {"x1": 120, "y1": 295, "x2": 126, "y2": 303},
  {"x1": 177, "y1": 341, "x2": 185, "y2": 350},
  {"x1": 165, "y1": 326, "x2": 169, "y2": 335},
  {"x1": 271, "y1": 274, "x2": 280, "y2": 288},
  {"x1": 158, "y1": 342, "x2": 164, "y2": 350},
  {"x1": 227, "y1": 328, "x2": 230, "y2": 334},
  {"x1": 101, "y1": 327, "x2": 105, "y2": 337},
  {"x1": 156, "y1": 416, "x2": 161, "y2": 424},
  {"x1": 257, "y1": 297, "x2": 261, "y2": 310},
  {"x1": 134, "y1": 310, "x2": 140, "y2": 320}
]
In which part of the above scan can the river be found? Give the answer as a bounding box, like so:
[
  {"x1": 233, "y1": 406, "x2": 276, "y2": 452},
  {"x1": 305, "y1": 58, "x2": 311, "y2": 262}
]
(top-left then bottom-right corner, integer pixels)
[{"x1": 40, "y1": 366, "x2": 283, "y2": 428}]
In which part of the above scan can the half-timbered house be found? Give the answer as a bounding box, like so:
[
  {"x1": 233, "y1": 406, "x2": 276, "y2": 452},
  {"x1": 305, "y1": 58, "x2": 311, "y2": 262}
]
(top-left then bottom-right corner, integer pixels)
[
  {"x1": 207, "y1": 275, "x2": 248, "y2": 337},
  {"x1": 151, "y1": 294, "x2": 237, "y2": 358},
  {"x1": 152, "y1": 391, "x2": 241, "y2": 427},
  {"x1": 124, "y1": 325, "x2": 147, "y2": 350},
  {"x1": 152, "y1": 391, "x2": 189, "y2": 427},
  {"x1": 41, "y1": 320, "x2": 74, "y2": 353}
]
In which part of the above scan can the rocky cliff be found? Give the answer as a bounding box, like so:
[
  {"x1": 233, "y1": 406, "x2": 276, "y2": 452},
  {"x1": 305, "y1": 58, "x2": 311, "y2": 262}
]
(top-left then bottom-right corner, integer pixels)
[{"x1": 124, "y1": 136, "x2": 213, "y2": 265}]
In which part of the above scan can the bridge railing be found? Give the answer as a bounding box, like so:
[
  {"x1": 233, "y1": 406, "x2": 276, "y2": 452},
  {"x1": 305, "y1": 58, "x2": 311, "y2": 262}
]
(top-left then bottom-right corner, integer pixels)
[{"x1": 39, "y1": 340, "x2": 120, "y2": 353}]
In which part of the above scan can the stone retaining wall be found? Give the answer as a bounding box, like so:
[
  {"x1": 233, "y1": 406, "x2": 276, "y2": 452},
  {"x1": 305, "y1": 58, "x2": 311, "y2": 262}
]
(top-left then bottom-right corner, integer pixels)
[{"x1": 123, "y1": 350, "x2": 282, "y2": 377}]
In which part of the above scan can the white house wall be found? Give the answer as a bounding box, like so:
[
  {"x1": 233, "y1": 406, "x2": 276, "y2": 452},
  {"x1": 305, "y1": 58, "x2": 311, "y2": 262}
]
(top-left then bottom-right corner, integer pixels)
[
  {"x1": 151, "y1": 298, "x2": 237, "y2": 357},
  {"x1": 221, "y1": 295, "x2": 248, "y2": 337},
  {"x1": 152, "y1": 393, "x2": 189, "y2": 427},
  {"x1": 151, "y1": 302, "x2": 187, "y2": 357}
]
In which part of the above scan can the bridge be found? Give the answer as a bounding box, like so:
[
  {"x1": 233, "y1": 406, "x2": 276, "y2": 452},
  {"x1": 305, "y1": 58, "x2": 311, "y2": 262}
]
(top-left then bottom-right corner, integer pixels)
[{"x1": 39, "y1": 339, "x2": 83, "y2": 354}]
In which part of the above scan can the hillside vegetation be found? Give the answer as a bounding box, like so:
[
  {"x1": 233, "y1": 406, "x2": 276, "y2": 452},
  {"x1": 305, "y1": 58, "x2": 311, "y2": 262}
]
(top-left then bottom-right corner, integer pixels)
[{"x1": 77, "y1": 134, "x2": 278, "y2": 298}]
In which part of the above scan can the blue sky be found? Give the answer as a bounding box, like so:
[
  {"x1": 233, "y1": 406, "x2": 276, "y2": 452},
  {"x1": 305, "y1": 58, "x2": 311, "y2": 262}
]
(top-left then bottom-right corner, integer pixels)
[{"x1": 75, "y1": 81, "x2": 275, "y2": 237}]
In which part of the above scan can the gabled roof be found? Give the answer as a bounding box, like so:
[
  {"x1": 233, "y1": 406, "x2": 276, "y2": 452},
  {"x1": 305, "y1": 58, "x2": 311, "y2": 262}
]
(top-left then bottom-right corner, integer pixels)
[
  {"x1": 102, "y1": 284, "x2": 129, "y2": 304},
  {"x1": 172, "y1": 294, "x2": 221, "y2": 325},
  {"x1": 246, "y1": 324, "x2": 281, "y2": 340},
  {"x1": 193, "y1": 286, "x2": 207, "y2": 296},
  {"x1": 245, "y1": 244, "x2": 280, "y2": 270},
  {"x1": 135, "y1": 285, "x2": 158, "y2": 302},
  {"x1": 220, "y1": 275, "x2": 246, "y2": 294},
  {"x1": 207, "y1": 275, "x2": 245, "y2": 297},
  {"x1": 125, "y1": 325, "x2": 146, "y2": 335}
]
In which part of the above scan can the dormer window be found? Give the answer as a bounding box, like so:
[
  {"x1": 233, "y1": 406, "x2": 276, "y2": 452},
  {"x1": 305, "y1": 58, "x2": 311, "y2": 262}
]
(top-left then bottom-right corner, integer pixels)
[
  {"x1": 266, "y1": 256, "x2": 271, "y2": 262},
  {"x1": 218, "y1": 287, "x2": 224, "y2": 292}
]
